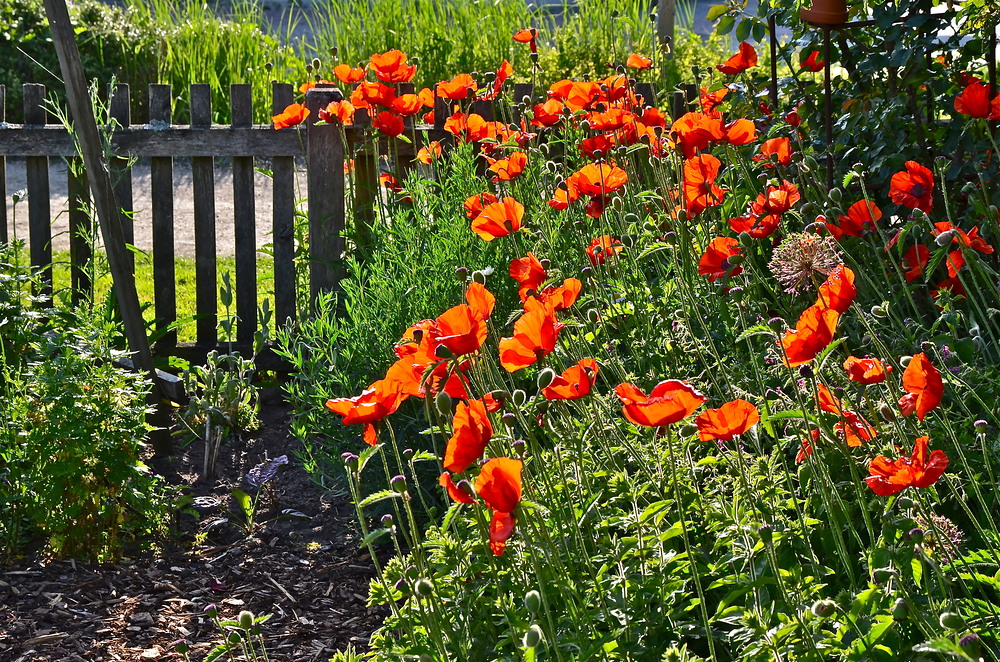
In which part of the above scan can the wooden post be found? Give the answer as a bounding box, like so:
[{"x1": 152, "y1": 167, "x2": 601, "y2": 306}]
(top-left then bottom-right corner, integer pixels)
[
  {"x1": 231, "y1": 84, "x2": 257, "y2": 343},
  {"x1": 0, "y1": 85, "x2": 6, "y2": 244},
  {"x1": 109, "y1": 83, "x2": 134, "y2": 271},
  {"x1": 40, "y1": 0, "x2": 171, "y2": 455},
  {"x1": 353, "y1": 90, "x2": 378, "y2": 263},
  {"x1": 190, "y1": 84, "x2": 218, "y2": 346},
  {"x1": 149, "y1": 84, "x2": 177, "y2": 348},
  {"x1": 67, "y1": 158, "x2": 91, "y2": 303},
  {"x1": 657, "y1": 0, "x2": 676, "y2": 60},
  {"x1": 271, "y1": 82, "x2": 297, "y2": 326},
  {"x1": 305, "y1": 86, "x2": 346, "y2": 305},
  {"x1": 24, "y1": 84, "x2": 53, "y2": 301}
]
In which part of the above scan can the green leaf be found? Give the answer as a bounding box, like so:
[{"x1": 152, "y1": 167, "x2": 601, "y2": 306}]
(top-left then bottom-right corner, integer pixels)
[
  {"x1": 358, "y1": 443, "x2": 383, "y2": 474},
  {"x1": 358, "y1": 489, "x2": 402, "y2": 508},
  {"x1": 231, "y1": 489, "x2": 252, "y2": 518},
  {"x1": 360, "y1": 527, "x2": 390, "y2": 547},
  {"x1": 716, "y1": 15, "x2": 735, "y2": 35},
  {"x1": 735, "y1": 18, "x2": 752, "y2": 43},
  {"x1": 736, "y1": 324, "x2": 778, "y2": 342},
  {"x1": 911, "y1": 557, "x2": 923, "y2": 588},
  {"x1": 706, "y1": 4, "x2": 729, "y2": 22}
]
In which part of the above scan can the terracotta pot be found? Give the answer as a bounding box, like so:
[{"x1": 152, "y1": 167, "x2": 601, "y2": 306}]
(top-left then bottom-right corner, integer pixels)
[{"x1": 800, "y1": 0, "x2": 848, "y2": 25}]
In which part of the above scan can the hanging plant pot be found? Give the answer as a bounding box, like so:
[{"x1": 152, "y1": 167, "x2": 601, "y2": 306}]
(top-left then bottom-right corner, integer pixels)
[{"x1": 800, "y1": 0, "x2": 848, "y2": 25}]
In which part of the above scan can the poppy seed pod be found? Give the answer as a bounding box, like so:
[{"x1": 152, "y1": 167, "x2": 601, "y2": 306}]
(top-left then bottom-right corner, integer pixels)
[
  {"x1": 512, "y1": 389, "x2": 527, "y2": 406},
  {"x1": 537, "y1": 368, "x2": 556, "y2": 389},
  {"x1": 415, "y1": 578, "x2": 434, "y2": 596},
  {"x1": 436, "y1": 391, "x2": 453, "y2": 416},
  {"x1": 940, "y1": 612, "x2": 965, "y2": 630},
  {"x1": 891, "y1": 598, "x2": 908, "y2": 621},
  {"x1": 472, "y1": 270, "x2": 487, "y2": 284},
  {"x1": 238, "y1": 610, "x2": 255, "y2": 629},
  {"x1": 524, "y1": 590, "x2": 542, "y2": 614},
  {"x1": 523, "y1": 625, "x2": 544, "y2": 649}
]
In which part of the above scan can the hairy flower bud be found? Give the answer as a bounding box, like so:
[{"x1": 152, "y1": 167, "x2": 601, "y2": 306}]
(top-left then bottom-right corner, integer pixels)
[
  {"x1": 524, "y1": 590, "x2": 542, "y2": 614},
  {"x1": 512, "y1": 389, "x2": 527, "y2": 407},
  {"x1": 940, "y1": 612, "x2": 965, "y2": 630},
  {"x1": 238, "y1": 610, "x2": 255, "y2": 630},
  {"x1": 415, "y1": 578, "x2": 434, "y2": 597},
  {"x1": 811, "y1": 600, "x2": 836, "y2": 618},
  {"x1": 523, "y1": 624, "x2": 544, "y2": 649},
  {"x1": 436, "y1": 391, "x2": 453, "y2": 417},
  {"x1": 536, "y1": 368, "x2": 556, "y2": 390},
  {"x1": 891, "y1": 598, "x2": 908, "y2": 621},
  {"x1": 390, "y1": 475, "x2": 408, "y2": 493}
]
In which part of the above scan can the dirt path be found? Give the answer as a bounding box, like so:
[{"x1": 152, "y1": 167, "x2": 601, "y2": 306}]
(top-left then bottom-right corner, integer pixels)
[{"x1": 3, "y1": 157, "x2": 306, "y2": 258}]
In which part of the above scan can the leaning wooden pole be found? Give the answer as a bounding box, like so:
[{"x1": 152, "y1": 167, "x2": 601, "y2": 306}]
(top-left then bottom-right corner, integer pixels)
[{"x1": 41, "y1": 0, "x2": 173, "y2": 455}]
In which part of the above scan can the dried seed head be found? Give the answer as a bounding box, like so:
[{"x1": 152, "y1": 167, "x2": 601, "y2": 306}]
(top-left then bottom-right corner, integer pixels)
[{"x1": 768, "y1": 233, "x2": 842, "y2": 294}]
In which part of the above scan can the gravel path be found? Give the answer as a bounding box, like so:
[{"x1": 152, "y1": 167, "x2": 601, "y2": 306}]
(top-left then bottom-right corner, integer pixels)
[{"x1": 4, "y1": 157, "x2": 305, "y2": 257}]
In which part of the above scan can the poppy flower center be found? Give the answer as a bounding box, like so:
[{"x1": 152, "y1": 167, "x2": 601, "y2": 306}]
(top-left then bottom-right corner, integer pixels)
[{"x1": 909, "y1": 183, "x2": 927, "y2": 198}]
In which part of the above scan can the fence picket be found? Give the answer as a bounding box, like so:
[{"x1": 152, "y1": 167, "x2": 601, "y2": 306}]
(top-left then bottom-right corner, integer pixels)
[
  {"x1": 67, "y1": 158, "x2": 90, "y2": 303},
  {"x1": 191, "y1": 84, "x2": 218, "y2": 345},
  {"x1": 305, "y1": 86, "x2": 346, "y2": 304},
  {"x1": 24, "y1": 84, "x2": 52, "y2": 300},
  {"x1": 149, "y1": 84, "x2": 176, "y2": 348},
  {"x1": 231, "y1": 85, "x2": 257, "y2": 344},
  {"x1": 0, "y1": 86, "x2": 6, "y2": 244},
  {"x1": 271, "y1": 82, "x2": 297, "y2": 327},
  {"x1": 109, "y1": 83, "x2": 134, "y2": 270}
]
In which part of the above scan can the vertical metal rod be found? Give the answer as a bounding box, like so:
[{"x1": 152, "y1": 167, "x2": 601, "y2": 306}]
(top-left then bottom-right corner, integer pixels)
[
  {"x1": 824, "y1": 26, "x2": 834, "y2": 190},
  {"x1": 769, "y1": 15, "x2": 779, "y2": 110}
]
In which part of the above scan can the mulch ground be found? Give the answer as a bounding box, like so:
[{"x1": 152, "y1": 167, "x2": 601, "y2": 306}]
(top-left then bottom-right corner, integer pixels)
[{"x1": 0, "y1": 401, "x2": 386, "y2": 662}]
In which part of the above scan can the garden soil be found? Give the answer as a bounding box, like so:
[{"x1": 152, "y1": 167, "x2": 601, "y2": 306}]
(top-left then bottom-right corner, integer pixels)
[{"x1": 0, "y1": 402, "x2": 386, "y2": 661}]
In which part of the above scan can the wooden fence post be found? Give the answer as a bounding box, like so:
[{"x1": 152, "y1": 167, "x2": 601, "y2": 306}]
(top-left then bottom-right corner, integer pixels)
[
  {"x1": 231, "y1": 84, "x2": 257, "y2": 343},
  {"x1": 149, "y1": 84, "x2": 176, "y2": 348},
  {"x1": 24, "y1": 84, "x2": 52, "y2": 301},
  {"x1": 0, "y1": 85, "x2": 6, "y2": 244},
  {"x1": 67, "y1": 156, "x2": 91, "y2": 303},
  {"x1": 190, "y1": 84, "x2": 218, "y2": 346},
  {"x1": 271, "y1": 82, "x2": 297, "y2": 327},
  {"x1": 109, "y1": 83, "x2": 134, "y2": 271},
  {"x1": 305, "y1": 86, "x2": 346, "y2": 305}
]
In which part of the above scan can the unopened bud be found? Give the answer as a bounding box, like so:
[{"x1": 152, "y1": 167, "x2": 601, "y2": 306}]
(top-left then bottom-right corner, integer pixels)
[
  {"x1": 537, "y1": 368, "x2": 556, "y2": 389},
  {"x1": 435, "y1": 344, "x2": 456, "y2": 360},
  {"x1": 587, "y1": 308, "x2": 600, "y2": 323},
  {"x1": 811, "y1": 600, "x2": 836, "y2": 618},
  {"x1": 872, "y1": 567, "x2": 897, "y2": 584},
  {"x1": 512, "y1": 389, "x2": 527, "y2": 406},
  {"x1": 502, "y1": 412, "x2": 517, "y2": 426},
  {"x1": 472, "y1": 270, "x2": 487, "y2": 284},
  {"x1": 871, "y1": 304, "x2": 887, "y2": 318},
  {"x1": 390, "y1": 474, "x2": 408, "y2": 493},
  {"x1": 828, "y1": 187, "x2": 842, "y2": 203},
  {"x1": 436, "y1": 391, "x2": 453, "y2": 416},
  {"x1": 342, "y1": 452, "x2": 359, "y2": 471},
  {"x1": 173, "y1": 639, "x2": 190, "y2": 653},
  {"x1": 892, "y1": 598, "x2": 908, "y2": 621},
  {"x1": 204, "y1": 603, "x2": 218, "y2": 619},
  {"x1": 935, "y1": 230, "x2": 956, "y2": 247},
  {"x1": 523, "y1": 624, "x2": 544, "y2": 649},
  {"x1": 940, "y1": 611, "x2": 965, "y2": 630},
  {"x1": 415, "y1": 578, "x2": 434, "y2": 596},
  {"x1": 908, "y1": 528, "x2": 925, "y2": 544},
  {"x1": 879, "y1": 403, "x2": 896, "y2": 422},
  {"x1": 524, "y1": 590, "x2": 542, "y2": 614},
  {"x1": 238, "y1": 610, "x2": 255, "y2": 629},
  {"x1": 228, "y1": 631, "x2": 243, "y2": 644},
  {"x1": 679, "y1": 423, "x2": 698, "y2": 437},
  {"x1": 380, "y1": 513, "x2": 393, "y2": 526},
  {"x1": 758, "y1": 524, "x2": 773, "y2": 544}
]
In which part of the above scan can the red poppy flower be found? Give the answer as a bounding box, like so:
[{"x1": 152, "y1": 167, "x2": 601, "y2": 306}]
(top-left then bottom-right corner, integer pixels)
[
  {"x1": 954, "y1": 81, "x2": 1000, "y2": 119},
  {"x1": 372, "y1": 111, "x2": 405, "y2": 137},
  {"x1": 932, "y1": 277, "x2": 966, "y2": 301},
  {"x1": 829, "y1": 199, "x2": 881, "y2": 239},
  {"x1": 542, "y1": 358, "x2": 599, "y2": 401},
  {"x1": 443, "y1": 399, "x2": 494, "y2": 473},
  {"x1": 800, "y1": 50, "x2": 825, "y2": 72},
  {"x1": 369, "y1": 49, "x2": 416, "y2": 83},
  {"x1": 570, "y1": 163, "x2": 629, "y2": 196},
  {"x1": 797, "y1": 429, "x2": 818, "y2": 464},
  {"x1": 728, "y1": 213, "x2": 780, "y2": 239},
  {"x1": 498, "y1": 302, "x2": 564, "y2": 372},
  {"x1": 535, "y1": 278, "x2": 582, "y2": 313},
  {"x1": 444, "y1": 112, "x2": 492, "y2": 142},
  {"x1": 615, "y1": 380, "x2": 706, "y2": 428},
  {"x1": 843, "y1": 356, "x2": 891, "y2": 384},
  {"x1": 699, "y1": 86, "x2": 728, "y2": 115},
  {"x1": 437, "y1": 73, "x2": 479, "y2": 100},
  {"x1": 587, "y1": 235, "x2": 624, "y2": 266},
  {"x1": 465, "y1": 282, "x2": 495, "y2": 321},
  {"x1": 487, "y1": 151, "x2": 528, "y2": 181},
  {"x1": 388, "y1": 94, "x2": 422, "y2": 117},
  {"x1": 464, "y1": 192, "x2": 499, "y2": 220},
  {"x1": 889, "y1": 161, "x2": 934, "y2": 213},
  {"x1": 317, "y1": 100, "x2": 355, "y2": 125},
  {"x1": 945, "y1": 250, "x2": 965, "y2": 278},
  {"x1": 780, "y1": 305, "x2": 840, "y2": 367},
  {"x1": 815, "y1": 265, "x2": 856, "y2": 313},
  {"x1": 431, "y1": 304, "x2": 488, "y2": 358},
  {"x1": 683, "y1": 153, "x2": 727, "y2": 217},
  {"x1": 476, "y1": 457, "x2": 523, "y2": 555},
  {"x1": 512, "y1": 28, "x2": 538, "y2": 53},
  {"x1": 439, "y1": 472, "x2": 476, "y2": 504},
  {"x1": 698, "y1": 237, "x2": 743, "y2": 282},
  {"x1": 752, "y1": 181, "x2": 801, "y2": 216},
  {"x1": 724, "y1": 118, "x2": 757, "y2": 146},
  {"x1": 549, "y1": 79, "x2": 602, "y2": 111},
  {"x1": 626, "y1": 53, "x2": 653, "y2": 69},
  {"x1": 579, "y1": 134, "x2": 615, "y2": 159},
  {"x1": 716, "y1": 42, "x2": 758, "y2": 75},
  {"x1": 325, "y1": 378, "x2": 406, "y2": 445},
  {"x1": 531, "y1": 99, "x2": 565, "y2": 127},
  {"x1": 417, "y1": 141, "x2": 443, "y2": 164},
  {"x1": 471, "y1": 197, "x2": 524, "y2": 241},
  {"x1": 670, "y1": 111, "x2": 726, "y2": 158},
  {"x1": 931, "y1": 222, "x2": 994, "y2": 254},
  {"x1": 484, "y1": 59, "x2": 514, "y2": 100},
  {"x1": 901, "y1": 352, "x2": 943, "y2": 421},
  {"x1": 901, "y1": 244, "x2": 931, "y2": 281},
  {"x1": 785, "y1": 108, "x2": 802, "y2": 127},
  {"x1": 815, "y1": 384, "x2": 875, "y2": 447},
  {"x1": 272, "y1": 103, "x2": 309, "y2": 129},
  {"x1": 510, "y1": 253, "x2": 547, "y2": 300},
  {"x1": 352, "y1": 81, "x2": 397, "y2": 108},
  {"x1": 754, "y1": 137, "x2": 793, "y2": 167},
  {"x1": 866, "y1": 436, "x2": 949, "y2": 496},
  {"x1": 333, "y1": 64, "x2": 366, "y2": 84},
  {"x1": 587, "y1": 107, "x2": 633, "y2": 131},
  {"x1": 695, "y1": 399, "x2": 759, "y2": 441}
]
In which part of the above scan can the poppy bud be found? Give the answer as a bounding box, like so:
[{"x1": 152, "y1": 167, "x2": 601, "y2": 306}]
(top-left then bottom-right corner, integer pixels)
[
  {"x1": 173, "y1": 639, "x2": 190, "y2": 654},
  {"x1": 305, "y1": 63, "x2": 313, "y2": 73},
  {"x1": 512, "y1": 389, "x2": 527, "y2": 406},
  {"x1": 758, "y1": 524, "x2": 773, "y2": 544},
  {"x1": 415, "y1": 578, "x2": 434, "y2": 596},
  {"x1": 580, "y1": 120, "x2": 591, "y2": 131},
  {"x1": 537, "y1": 368, "x2": 556, "y2": 389},
  {"x1": 524, "y1": 590, "x2": 542, "y2": 614},
  {"x1": 908, "y1": 528, "x2": 925, "y2": 544},
  {"x1": 676, "y1": 209, "x2": 687, "y2": 223},
  {"x1": 455, "y1": 266, "x2": 469, "y2": 279},
  {"x1": 523, "y1": 624, "x2": 544, "y2": 649},
  {"x1": 540, "y1": 258, "x2": 551, "y2": 268},
  {"x1": 403, "y1": 448, "x2": 413, "y2": 459},
  {"x1": 394, "y1": 577, "x2": 408, "y2": 594},
  {"x1": 472, "y1": 270, "x2": 487, "y2": 284},
  {"x1": 934, "y1": 230, "x2": 955, "y2": 247},
  {"x1": 959, "y1": 633, "x2": 982, "y2": 657},
  {"x1": 727, "y1": 254, "x2": 745, "y2": 266},
  {"x1": 798, "y1": 364, "x2": 814, "y2": 378},
  {"x1": 329, "y1": 46, "x2": 337, "y2": 57},
  {"x1": 899, "y1": 355, "x2": 912, "y2": 367},
  {"x1": 872, "y1": 567, "x2": 897, "y2": 584},
  {"x1": 940, "y1": 612, "x2": 965, "y2": 630},
  {"x1": 800, "y1": 202, "x2": 817, "y2": 216},
  {"x1": 737, "y1": 232, "x2": 754, "y2": 248},
  {"x1": 435, "y1": 344, "x2": 456, "y2": 360},
  {"x1": 802, "y1": 155, "x2": 819, "y2": 172},
  {"x1": 920, "y1": 341, "x2": 936, "y2": 354},
  {"x1": 502, "y1": 412, "x2": 517, "y2": 426},
  {"x1": 587, "y1": 309, "x2": 600, "y2": 323},
  {"x1": 879, "y1": 403, "x2": 896, "y2": 422},
  {"x1": 405, "y1": 564, "x2": 419, "y2": 579},
  {"x1": 870, "y1": 304, "x2": 887, "y2": 318},
  {"x1": 238, "y1": 610, "x2": 255, "y2": 629},
  {"x1": 974, "y1": 419, "x2": 988, "y2": 429},
  {"x1": 891, "y1": 598, "x2": 909, "y2": 621},
  {"x1": 828, "y1": 206, "x2": 844, "y2": 218},
  {"x1": 436, "y1": 391, "x2": 453, "y2": 416},
  {"x1": 536, "y1": 401, "x2": 549, "y2": 415},
  {"x1": 264, "y1": 62, "x2": 273, "y2": 72},
  {"x1": 828, "y1": 187, "x2": 842, "y2": 203},
  {"x1": 204, "y1": 604, "x2": 218, "y2": 619},
  {"x1": 491, "y1": 389, "x2": 509, "y2": 403},
  {"x1": 419, "y1": 656, "x2": 434, "y2": 662},
  {"x1": 679, "y1": 423, "x2": 698, "y2": 437},
  {"x1": 390, "y1": 474, "x2": 408, "y2": 493},
  {"x1": 380, "y1": 513, "x2": 393, "y2": 526},
  {"x1": 811, "y1": 600, "x2": 836, "y2": 618},
  {"x1": 896, "y1": 495, "x2": 915, "y2": 510},
  {"x1": 342, "y1": 452, "x2": 359, "y2": 471},
  {"x1": 228, "y1": 631, "x2": 244, "y2": 645}
]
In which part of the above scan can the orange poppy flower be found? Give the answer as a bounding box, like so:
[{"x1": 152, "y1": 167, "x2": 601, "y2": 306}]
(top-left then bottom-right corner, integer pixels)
[
  {"x1": 728, "y1": 213, "x2": 780, "y2": 239},
  {"x1": 699, "y1": 86, "x2": 728, "y2": 115},
  {"x1": 417, "y1": 141, "x2": 443, "y2": 164},
  {"x1": 754, "y1": 137, "x2": 793, "y2": 168},
  {"x1": 483, "y1": 59, "x2": 514, "y2": 101},
  {"x1": 931, "y1": 221, "x2": 994, "y2": 254},
  {"x1": 901, "y1": 244, "x2": 931, "y2": 281},
  {"x1": 444, "y1": 112, "x2": 492, "y2": 143},
  {"x1": 352, "y1": 81, "x2": 397, "y2": 108},
  {"x1": 443, "y1": 399, "x2": 494, "y2": 473},
  {"x1": 843, "y1": 356, "x2": 890, "y2": 384},
  {"x1": 954, "y1": 81, "x2": 1000, "y2": 119},
  {"x1": 549, "y1": 79, "x2": 602, "y2": 111},
  {"x1": 800, "y1": 50, "x2": 825, "y2": 72},
  {"x1": 695, "y1": 399, "x2": 759, "y2": 441},
  {"x1": 752, "y1": 181, "x2": 801, "y2": 216},
  {"x1": 487, "y1": 151, "x2": 528, "y2": 181},
  {"x1": 670, "y1": 111, "x2": 726, "y2": 158},
  {"x1": 945, "y1": 250, "x2": 965, "y2": 278},
  {"x1": 272, "y1": 103, "x2": 309, "y2": 129},
  {"x1": 372, "y1": 111, "x2": 405, "y2": 137},
  {"x1": 724, "y1": 118, "x2": 757, "y2": 145},
  {"x1": 683, "y1": 153, "x2": 727, "y2": 217},
  {"x1": 698, "y1": 237, "x2": 743, "y2": 282},
  {"x1": 317, "y1": 100, "x2": 355, "y2": 125},
  {"x1": 510, "y1": 253, "x2": 547, "y2": 300},
  {"x1": 889, "y1": 161, "x2": 934, "y2": 212},
  {"x1": 512, "y1": 27, "x2": 538, "y2": 54},
  {"x1": 579, "y1": 134, "x2": 615, "y2": 159},
  {"x1": 476, "y1": 457, "x2": 523, "y2": 555},
  {"x1": 627, "y1": 53, "x2": 653, "y2": 69},
  {"x1": 828, "y1": 199, "x2": 881, "y2": 239},
  {"x1": 535, "y1": 278, "x2": 582, "y2": 313},
  {"x1": 437, "y1": 73, "x2": 479, "y2": 100},
  {"x1": 465, "y1": 282, "x2": 495, "y2": 321},
  {"x1": 796, "y1": 429, "x2": 818, "y2": 464},
  {"x1": 430, "y1": 304, "x2": 488, "y2": 358},
  {"x1": 464, "y1": 192, "x2": 499, "y2": 220},
  {"x1": 815, "y1": 265, "x2": 856, "y2": 313},
  {"x1": 325, "y1": 378, "x2": 406, "y2": 445},
  {"x1": 587, "y1": 235, "x2": 624, "y2": 266},
  {"x1": 531, "y1": 99, "x2": 565, "y2": 127},
  {"x1": 900, "y1": 352, "x2": 943, "y2": 421},
  {"x1": 780, "y1": 305, "x2": 839, "y2": 367},
  {"x1": 570, "y1": 163, "x2": 628, "y2": 196},
  {"x1": 498, "y1": 303, "x2": 564, "y2": 372},
  {"x1": 639, "y1": 106, "x2": 667, "y2": 127},
  {"x1": 389, "y1": 94, "x2": 423, "y2": 117},
  {"x1": 542, "y1": 358, "x2": 599, "y2": 401},
  {"x1": 814, "y1": 384, "x2": 875, "y2": 447},
  {"x1": 439, "y1": 472, "x2": 476, "y2": 504},
  {"x1": 716, "y1": 41, "x2": 758, "y2": 75},
  {"x1": 369, "y1": 49, "x2": 416, "y2": 83},
  {"x1": 471, "y1": 197, "x2": 524, "y2": 241},
  {"x1": 333, "y1": 64, "x2": 366, "y2": 84},
  {"x1": 866, "y1": 436, "x2": 948, "y2": 496},
  {"x1": 615, "y1": 380, "x2": 706, "y2": 428},
  {"x1": 587, "y1": 107, "x2": 634, "y2": 131}
]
